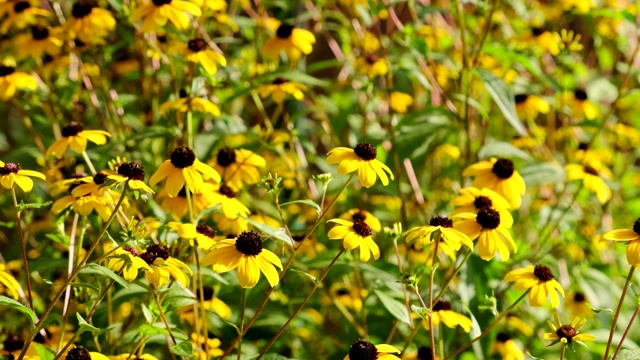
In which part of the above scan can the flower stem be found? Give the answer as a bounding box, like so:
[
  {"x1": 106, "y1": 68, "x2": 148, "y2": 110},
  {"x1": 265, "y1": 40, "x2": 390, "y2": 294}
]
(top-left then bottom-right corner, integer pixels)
[
  {"x1": 612, "y1": 306, "x2": 639, "y2": 360},
  {"x1": 428, "y1": 237, "x2": 441, "y2": 360},
  {"x1": 151, "y1": 285, "x2": 178, "y2": 359},
  {"x1": 445, "y1": 289, "x2": 530, "y2": 360},
  {"x1": 560, "y1": 343, "x2": 566, "y2": 360},
  {"x1": 604, "y1": 267, "x2": 636, "y2": 360},
  {"x1": 62, "y1": 213, "x2": 80, "y2": 319},
  {"x1": 82, "y1": 151, "x2": 97, "y2": 175},
  {"x1": 257, "y1": 248, "x2": 346, "y2": 358},
  {"x1": 237, "y1": 288, "x2": 247, "y2": 360},
  {"x1": 434, "y1": 249, "x2": 472, "y2": 303},
  {"x1": 11, "y1": 187, "x2": 33, "y2": 310},
  {"x1": 392, "y1": 236, "x2": 414, "y2": 328}
]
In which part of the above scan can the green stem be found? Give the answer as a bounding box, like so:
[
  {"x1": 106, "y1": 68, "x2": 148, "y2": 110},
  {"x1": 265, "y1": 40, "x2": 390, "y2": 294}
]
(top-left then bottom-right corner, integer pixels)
[
  {"x1": 428, "y1": 237, "x2": 441, "y2": 360},
  {"x1": 11, "y1": 187, "x2": 33, "y2": 310},
  {"x1": 604, "y1": 267, "x2": 636, "y2": 360},
  {"x1": 237, "y1": 288, "x2": 247, "y2": 360},
  {"x1": 612, "y1": 306, "x2": 639, "y2": 360}
]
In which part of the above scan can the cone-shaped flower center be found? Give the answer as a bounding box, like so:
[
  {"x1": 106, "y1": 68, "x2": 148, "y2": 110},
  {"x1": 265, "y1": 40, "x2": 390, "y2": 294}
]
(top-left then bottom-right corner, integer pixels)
[
  {"x1": 31, "y1": 25, "x2": 49, "y2": 40},
  {"x1": 71, "y1": 2, "x2": 94, "y2": 18},
  {"x1": 197, "y1": 286, "x2": 214, "y2": 301},
  {"x1": 514, "y1": 94, "x2": 528, "y2": 104},
  {"x1": 62, "y1": 121, "x2": 84, "y2": 137},
  {"x1": 353, "y1": 221, "x2": 372, "y2": 237},
  {"x1": 556, "y1": 325, "x2": 577, "y2": 341},
  {"x1": 336, "y1": 288, "x2": 350, "y2": 295},
  {"x1": 578, "y1": 142, "x2": 589, "y2": 150},
  {"x1": 0, "y1": 162, "x2": 20, "y2": 175},
  {"x1": 348, "y1": 340, "x2": 377, "y2": 360},
  {"x1": 351, "y1": 211, "x2": 367, "y2": 222},
  {"x1": 235, "y1": 231, "x2": 263, "y2": 256},
  {"x1": 531, "y1": 27, "x2": 545, "y2": 36},
  {"x1": 354, "y1": 143, "x2": 377, "y2": 161},
  {"x1": 574, "y1": 89, "x2": 588, "y2": 100},
  {"x1": 219, "y1": 184, "x2": 236, "y2": 198},
  {"x1": 433, "y1": 299, "x2": 452, "y2": 311},
  {"x1": 3, "y1": 334, "x2": 25, "y2": 352},
  {"x1": 633, "y1": 219, "x2": 640, "y2": 236},
  {"x1": 272, "y1": 77, "x2": 288, "y2": 85},
  {"x1": 140, "y1": 244, "x2": 170, "y2": 265},
  {"x1": 292, "y1": 234, "x2": 305, "y2": 242},
  {"x1": 574, "y1": 292, "x2": 585, "y2": 302},
  {"x1": 170, "y1": 146, "x2": 196, "y2": 168},
  {"x1": 0, "y1": 65, "x2": 15, "y2": 77},
  {"x1": 217, "y1": 147, "x2": 237, "y2": 167},
  {"x1": 473, "y1": 196, "x2": 493, "y2": 209},
  {"x1": 66, "y1": 347, "x2": 92, "y2": 360},
  {"x1": 366, "y1": 53, "x2": 379, "y2": 64},
  {"x1": 93, "y1": 172, "x2": 107, "y2": 185},
  {"x1": 13, "y1": 1, "x2": 30, "y2": 13},
  {"x1": 496, "y1": 332, "x2": 511, "y2": 343},
  {"x1": 533, "y1": 265, "x2": 554, "y2": 282},
  {"x1": 417, "y1": 347, "x2": 434, "y2": 360},
  {"x1": 429, "y1": 215, "x2": 453, "y2": 228},
  {"x1": 583, "y1": 165, "x2": 598, "y2": 176},
  {"x1": 118, "y1": 162, "x2": 145, "y2": 181},
  {"x1": 196, "y1": 224, "x2": 216, "y2": 238},
  {"x1": 476, "y1": 208, "x2": 500, "y2": 229},
  {"x1": 188, "y1": 38, "x2": 207, "y2": 53},
  {"x1": 123, "y1": 247, "x2": 139, "y2": 256},
  {"x1": 152, "y1": 0, "x2": 172, "y2": 5},
  {"x1": 179, "y1": 89, "x2": 188, "y2": 98},
  {"x1": 492, "y1": 158, "x2": 514, "y2": 179},
  {"x1": 276, "y1": 24, "x2": 294, "y2": 38}
]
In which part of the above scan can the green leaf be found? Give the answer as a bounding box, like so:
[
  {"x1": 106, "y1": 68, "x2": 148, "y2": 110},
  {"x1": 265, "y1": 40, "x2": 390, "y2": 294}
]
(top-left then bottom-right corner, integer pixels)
[
  {"x1": 139, "y1": 324, "x2": 170, "y2": 336},
  {"x1": 242, "y1": 216, "x2": 291, "y2": 246},
  {"x1": 610, "y1": 349, "x2": 640, "y2": 360},
  {"x1": 585, "y1": 302, "x2": 614, "y2": 315},
  {"x1": 34, "y1": 343, "x2": 56, "y2": 360},
  {"x1": 375, "y1": 290, "x2": 411, "y2": 325},
  {"x1": 18, "y1": 200, "x2": 53, "y2": 211},
  {"x1": 247, "y1": 354, "x2": 294, "y2": 360},
  {"x1": 280, "y1": 199, "x2": 321, "y2": 214},
  {"x1": 79, "y1": 263, "x2": 130, "y2": 289},
  {"x1": 171, "y1": 341, "x2": 194, "y2": 358},
  {"x1": 0, "y1": 221, "x2": 15, "y2": 228},
  {"x1": 0, "y1": 295, "x2": 35, "y2": 325},
  {"x1": 475, "y1": 68, "x2": 527, "y2": 136},
  {"x1": 519, "y1": 162, "x2": 566, "y2": 187},
  {"x1": 411, "y1": 304, "x2": 427, "y2": 321},
  {"x1": 478, "y1": 142, "x2": 533, "y2": 161},
  {"x1": 76, "y1": 313, "x2": 100, "y2": 334},
  {"x1": 526, "y1": 352, "x2": 545, "y2": 360},
  {"x1": 289, "y1": 268, "x2": 317, "y2": 283}
]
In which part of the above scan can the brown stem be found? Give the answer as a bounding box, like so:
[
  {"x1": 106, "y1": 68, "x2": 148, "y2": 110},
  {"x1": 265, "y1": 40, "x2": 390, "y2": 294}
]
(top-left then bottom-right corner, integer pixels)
[
  {"x1": 11, "y1": 188, "x2": 33, "y2": 310},
  {"x1": 604, "y1": 267, "x2": 636, "y2": 360}
]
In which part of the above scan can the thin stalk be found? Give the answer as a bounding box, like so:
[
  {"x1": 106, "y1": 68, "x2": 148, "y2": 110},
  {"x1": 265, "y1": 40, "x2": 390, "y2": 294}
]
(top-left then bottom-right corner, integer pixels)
[
  {"x1": 428, "y1": 238, "x2": 441, "y2": 360},
  {"x1": 604, "y1": 267, "x2": 636, "y2": 360},
  {"x1": 151, "y1": 285, "x2": 179, "y2": 358},
  {"x1": 434, "y1": 249, "x2": 472, "y2": 303},
  {"x1": 393, "y1": 238, "x2": 414, "y2": 328},
  {"x1": 62, "y1": 213, "x2": 80, "y2": 319},
  {"x1": 237, "y1": 288, "x2": 247, "y2": 360},
  {"x1": 11, "y1": 187, "x2": 33, "y2": 310},
  {"x1": 560, "y1": 343, "x2": 566, "y2": 360},
  {"x1": 82, "y1": 151, "x2": 97, "y2": 175},
  {"x1": 612, "y1": 306, "x2": 639, "y2": 360}
]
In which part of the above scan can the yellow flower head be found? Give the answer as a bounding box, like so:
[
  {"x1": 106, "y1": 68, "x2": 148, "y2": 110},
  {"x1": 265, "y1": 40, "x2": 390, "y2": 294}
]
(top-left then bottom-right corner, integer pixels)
[
  {"x1": 64, "y1": 2, "x2": 115, "y2": 43},
  {"x1": 491, "y1": 333, "x2": 525, "y2": 360},
  {"x1": 331, "y1": 284, "x2": 367, "y2": 313},
  {"x1": 564, "y1": 291, "x2": 592, "y2": 318},
  {"x1": 105, "y1": 245, "x2": 150, "y2": 282},
  {"x1": 344, "y1": 340, "x2": 400, "y2": 360},
  {"x1": 109, "y1": 354, "x2": 159, "y2": 360},
  {"x1": 553, "y1": 29, "x2": 584, "y2": 53},
  {"x1": 602, "y1": 219, "x2": 640, "y2": 267},
  {"x1": 565, "y1": 163, "x2": 611, "y2": 204},
  {"x1": 13, "y1": 25, "x2": 63, "y2": 60},
  {"x1": 190, "y1": 333, "x2": 223, "y2": 359},
  {"x1": 206, "y1": 184, "x2": 250, "y2": 220},
  {"x1": 0, "y1": 161, "x2": 45, "y2": 192},
  {"x1": 70, "y1": 172, "x2": 116, "y2": 198},
  {"x1": 202, "y1": 231, "x2": 283, "y2": 288},
  {"x1": 339, "y1": 209, "x2": 381, "y2": 233},
  {"x1": 107, "y1": 162, "x2": 155, "y2": 194},
  {"x1": 561, "y1": 89, "x2": 598, "y2": 120},
  {"x1": 504, "y1": 265, "x2": 565, "y2": 308},
  {"x1": 176, "y1": 38, "x2": 227, "y2": 75},
  {"x1": 327, "y1": 143, "x2": 394, "y2": 188},
  {"x1": 328, "y1": 219, "x2": 380, "y2": 262},
  {"x1": 167, "y1": 222, "x2": 217, "y2": 250},
  {"x1": 141, "y1": 244, "x2": 192, "y2": 287},
  {"x1": 428, "y1": 300, "x2": 472, "y2": 332},
  {"x1": 514, "y1": 94, "x2": 550, "y2": 121},
  {"x1": 355, "y1": 54, "x2": 389, "y2": 78},
  {"x1": 158, "y1": 185, "x2": 210, "y2": 219},
  {"x1": 65, "y1": 348, "x2": 109, "y2": 360},
  {"x1": 149, "y1": 146, "x2": 221, "y2": 197},
  {"x1": 0, "y1": 0, "x2": 50, "y2": 33},
  {"x1": 258, "y1": 77, "x2": 307, "y2": 104},
  {"x1": 211, "y1": 147, "x2": 266, "y2": 189},
  {"x1": 389, "y1": 92, "x2": 413, "y2": 113},
  {"x1": 405, "y1": 215, "x2": 473, "y2": 253},
  {"x1": 450, "y1": 187, "x2": 513, "y2": 228},
  {"x1": 159, "y1": 90, "x2": 220, "y2": 116},
  {"x1": 543, "y1": 313, "x2": 594, "y2": 345},
  {"x1": 463, "y1": 158, "x2": 526, "y2": 209},
  {"x1": 132, "y1": 0, "x2": 201, "y2": 32},
  {"x1": 0, "y1": 263, "x2": 21, "y2": 300},
  {"x1": 262, "y1": 22, "x2": 316, "y2": 61},
  {"x1": 454, "y1": 208, "x2": 516, "y2": 261},
  {"x1": 0, "y1": 65, "x2": 38, "y2": 100},
  {"x1": 46, "y1": 121, "x2": 111, "y2": 159}
]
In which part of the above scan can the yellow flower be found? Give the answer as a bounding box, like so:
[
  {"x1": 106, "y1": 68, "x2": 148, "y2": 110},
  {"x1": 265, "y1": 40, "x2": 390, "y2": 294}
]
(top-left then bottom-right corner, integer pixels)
[
  {"x1": 389, "y1": 92, "x2": 413, "y2": 113},
  {"x1": 454, "y1": 208, "x2": 516, "y2": 261},
  {"x1": 429, "y1": 300, "x2": 472, "y2": 332},
  {"x1": 107, "y1": 162, "x2": 155, "y2": 194},
  {"x1": 327, "y1": 143, "x2": 394, "y2": 188},
  {"x1": 210, "y1": 147, "x2": 266, "y2": 189},
  {"x1": 0, "y1": 0, "x2": 50, "y2": 33},
  {"x1": 167, "y1": 222, "x2": 217, "y2": 250},
  {"x1": 543, "y1": 314, "x2": 594, "y2": 345},
  {"x1": 553, "y1": 29, "x2": 584, "y2": 53},
  {"x1": 105, "y1": 245, "x2": 150, "y2": 282},
  {"x1": 331, "y1": 284, "x2": 367, "y2": 313},
  {"x1": 561, "y1": 89, "x2": 598, "y2": 120},
  {"x1": 65, "y1": 348, "x2": 109, "y2": 360},
  {"x1": 52, "y1": 192, "x2": 113, "y2": 221},
  {"x1": 190, "y1": 333, "x2": 223, "y2": 359},
  {"x1": 524, "y1": 27, "x2": 560, "y2": 55},
  {"x1": 213, "y1": 213, "x2": 248, "y2": 235},
  {"x1": 0, "y1": 263, "x2": 21, "y2": 299},
  {"x1": 514, "y1": 94, "x2": 550, "y2": 121},
  {"x1": 132, "y1": 0, "x2": 201, "y2": 32},
  {"x1": 0, "y1": 65, "x2": 38, "y2": 100},
  {"x1": 109, "y1": 354, "x2": 158, "y2": 360},
  {"x1": 175, "y1": 38, "x2": 226, "y2": 75},
  {"x1": 339, "y1": 209, "x2": 381, "y2": 232},
  {"x1": 565, "y1": 163, "x2": 611, "y2": 204},
  {"x1": 504, "y1": 265, "x2": 565, "y2": 308},
  {"x1": 69, "y1": 172, "x2": 116, "y2": 198},
  {"x1": 0, "y1": 161, "x2": 45, "y2": 192},
  {"x1": 158, "y1": 185, "x2": 210, "y2": 219},
  {"x1": 258, "y1": 77, "x2": 307, "y2": 104},
  {"x1": 463, "y1": 158, "x2": 526, "y2": 209},
  {"x1": 491, "y1": 333, "x2": 524, "y2": 360},
  {"x1": 207, "y1": 184, "x2": 250, "y2": 220},
  {"x1": 402, "y1": 347, "x2": 438, "y2": 360},
  {"x1": 46, "y1": 121, "x2": 111, "y2": 159},
  {"x1": 141, "y1": 244, "x2": 192, "y2": 287},
  {"x1": 506, "y1": 314, "x2": 534, "y2": 336},
  {"x1": 565, "y1": 291, "x2": 592, "y2": 318},
  {"x1": 149, "y1": 146, "x2": 221, "y2": 197},
  {"x1": 405, "y1": 215, "x2": 473, "y2": 252},
  {"x1": 354, "y1": 54, "x2": 389, "y2": 78},
  {"x1": 13, "y1": 25, "x2": 63, "y2": 60},
  {"x1": 602, "y1": 219, "x2": 640, "y2": 267},
  {"x1": 65, "y1": 1, "x2": 116, "y2": 43},
  {"x1": 344, "y1": 340, "x2": 400, "y2": 360},
  {"x1": 159, "y1": 90, "x2": 221, "y2": 116},
  {"x1": 328, "y1": 219, "x2": 380, "y2": 262},
  {"x1": 202, "y1": 231, "x2": 282, "y2": 288},
  {"x1": 262, "y1": 22, "x2": 316, "y2": 61},
  {"x1": 450, "y1": 187, "x2": 513, "y2": 227},
  {"x1": 562, "y1": 0, "x2": 594, "y2": 13}
]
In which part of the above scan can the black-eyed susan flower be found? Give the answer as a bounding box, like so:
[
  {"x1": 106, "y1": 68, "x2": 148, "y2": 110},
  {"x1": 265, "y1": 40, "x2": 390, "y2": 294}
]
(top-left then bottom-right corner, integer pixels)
[
  {"x1": 561, "y1": 89, "x2": 598, "y2": 120},
  {"x1": 565, "y1": 163, "x2": 611, "y2": 204},
  {"x1": 327, "y1": 143, "x2": 394, "y2": 188},
  {"x1": 330, "y1": 284, "x2": 368, "y2": 313},
  {"x1": 158, "y1": 185, "x2": 211, "y2": 219},
  {"x1": 65, "y1": 1, "x2": 116, "y2": 43},
  {"x1": 463, "y1": 158, "x2": 526, "y2": 209},
  {"x1": 429, "y1": 299, "x2": 472, "y2": 332},
  {"x1": 105, "y1": 245, "x2": 150, "y2": 282},
  {"x1": 46, "y1": 121, "x2": 111, "y2": 159},
  {"x1": 262, "y1": 21, "x2": 316, "y2": 61},
  {"x1": 109, "y1": 354, "x2": 159, "y2": 360},
  {"x1": 13, "y1": 25, "x2": 63, "y2": 60},
  {"x1": 405, "y1": 215, "x2": 473, "y2": 253},
  {"x1": 65, "y1": 348, "x2": 109, "y2": 360},
  {"x1": 344, "y1": 340, "x2": 400, "y2": 360},
  {"x1": 565, "y1": 291, "x2": 592, "y2": 317},
  {"x1": 450, "y1": 187, "x2": 513, "y2": 227},
  {"x1": 543, "y1": 314, "x2": 594, "y2": 346},
  {"x1": 0, "y1": 65, "x2": 38, "y2": 100},
  {"x1": 189, "y1": 333, "x2": 224, "y2": 359},
  {"x1": 70, "y1": 172, "x2": 114, "y2": 198},
  {"x1": 132, "y1": 0, "x2": 201, "y2": 32},
  {"x1": 159, "y1": 90, "x2": 220, "y2": 116},
  {"x1": 107, "y1": 162, "x2": 155, "y2": 194},
  {"x1": 167, "y1": 222, "x2": 216, "y2": 250},
  {"x1": 52, "y1": 189, "x2": 113, "y2": 221},
  {"x1": 205, "y1": 184, "x2": 250, "y2": 220},
  {"x1": 202, "y1": 231, "x2": 282, "y2": 288},
  {"x1": 506, "y1": 314, "x2": 534, "y2": 337},
  {"x1": 491, "y1": 333, "x2": 524, "y2": 360},
  {"x1": 354, "y1": 54, "x2": 389, "y2": 78},
  {"x1": 0, "y1": 161, "x2": 45, "y2": 192},
  {"x1": 258, "y1": 77, "x2": 307, "y2": 104},
  {"x1": 389, "y1": 92, "x2": 413, "y2": 113},
  {"x1": 339, "y1": 209, "x2": 381, "y2": 232},
  {"x1": 210, "y1": 147, "x2": 266, "y2": 189},
  {"x1": 553, "y1": 29, "x2": 584, "y2": 53},
  {"x1": 0, "y1": 1, "x2": 50, "y2": 33},
  {"x1": 602, "y1": 219, "x2": 640, "y2": 267},
  {"x1": 141, "y1": 244, "x2": 192, "y2": 287},
  {"x1": 197, "y1": 286, "x2": 231, "y2": 319},
  {"x1": 402, "y1": 347, "x2": 437, "y2": 360},
  {"x1": 0, "y1": 263, "x2": 21, "y2": 300},
  {"x1": 514, "y1": 94, "x2": 550, "y2": 121},
  {"x1": 212, "y1": 213, "x2": 248, "y2": 235},
  {"x1": 504, "y1": 265, "x2": 565, "y2": 308},
  {"x1": 521, "y1": 26, "x2": 560, "y2": 55},
  {"x1": 175, "y1": 38, "x2": 226, "y2": 75},
  {"x1": 328, "y1": 219, "x2": 380, "y2": 262},
  {"x1": 454, "y1": 208, "x2": 516, "y2": 261},
  {"x1": 149, "y1": 146, "x2": 220, "y2": 197}
]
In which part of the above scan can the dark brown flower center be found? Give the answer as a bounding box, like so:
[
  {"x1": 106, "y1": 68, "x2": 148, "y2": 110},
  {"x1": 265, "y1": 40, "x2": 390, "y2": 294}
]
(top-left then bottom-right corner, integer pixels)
[
  {"x1": 417, "y1": 347, "x2": 433, "y2": 360},
  {"x1": 578, "y1": 142, "x2": 589, "y2": 150},
  {"x1": 157, "y1": 34, "x2": 167, "y2": 43},
  {"x1": 13, "y1": 1, "x2": 30, "y2": 13},
  {"x1": 235, "y1": 231, "x2": 263, "y2": 256},
  {"x1": 531, "y1": 27, "x2": 545, "y2": 36},
  {"x1": 152, "y1": 0, "x2": 172, "y2": 5},
  {"x1": 196, "y1": 224, "x2": 216, "y2": 238},
  {"x1": 496, "y1": 332, "x2": 511, "y2": 343},
  {"x1": 491, "y1": 158, "x2": 514, "y2": 179},
  {"x1": 3, "y1": 334, "x2": 25, "y2": 353},
  {"x1": 351, "y1": 211, "x2": 366, "y2": 223},
  {"x1": 352, "y1": 221, "x2": 372, "y2": 237},
  {"x1": 574, "y1": 292, "x2": 585, "y2": 302},
  {"x1": 556, "y1": 325, "x2": 577, "y2": 342},
  {"x1": 514, "y1": 94, "x2": 528, "y2": 104},
  {"x1": 217, "y1": 147, "x2": 237, "y2": 167},
  {"x1": 93, "y1": 172, "x2": 107, "y2": 185},
  {"x1": 71, "y1": 2, "x2": 94, "y2": 18},
  {"x1": 429, "y1": 215, "x2": 453, "y2": 228},
  {"x1": 276, "y1": 24, "x2": 294, "y2": 38},
  {"x1": 354, "y1": 143, "x2": 377, "y2": 161},
  {"x1": 473, "y1": 196, "x2": 493, "y2": 209},
  {"x1": 336, "y1": 288, "x2": 349, "y2": 295},
  {"x1": 583, "y1": 165, "x2": 598, "y2": 176},
  {"x1": 31, "y1": 25, "x2": 49, "y2": 40},
  {"x1": 633, "y1": 219, "x2": 640, "y2": 236},
  {"x1": 433, "y1": 299, "x2": 452, "y2": 311},
  {"x1": 117, "y1": 162, "x2": 145, "y2": 181},
  {"x1": 476, "y1": 208, "x2": 500, "y2": 229},
  {"x1": 188, "y1": 38, "x2": 207, "y2": 52},
  {"x1": 0, "y1": 65, "x2": 15, "y2": 77},
  {"x1": 292, "y1": 234, "x2": 305, "y2": 242},
  {"x1": 62, "y1": 121, "x2": 84, "y2": 137},
  {"x1": 170, "y1": 146, "x2": 196, "y2": 168},
  {"x1": 366, "y1": 53, "x2": 379, "y2": 64},
  {"x1": 348, "y1": 340, "x2": 377, "y2": 360},
  {"x1": 140, "y1": 244, "x2": 170, "y2": 265},
  {"x1": 272, "y1": 77, "x2": 288, "y2": 85},
  {"x1": 219, "y1": 184, "x2": 236, "y2": 198},
  {"x1": 0, "y1": 162, "x2": 20, "y2": 175},
  {"x1": 65, "y1": 347, "x2": 92, "y2": 360},
  {"x1": 574, "y1": 89, "x2": 588, "y2": 101},
  {"x1": 533, "y1": 265, "x2": 555, "y2": 282},
  {"x1": 197, "y1": 286, "x2": 214, "y2": 301},
  {"x1": 74, "y1": 39, "x2": 86, "y2": 48},
  {"x1": 123, "y1": 247, "x2": 139, "y2": 256},
  {"x1": 179, "y1": 89, "x2": 188, "y2": 98}
]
